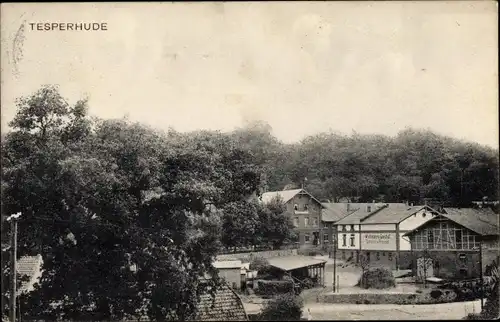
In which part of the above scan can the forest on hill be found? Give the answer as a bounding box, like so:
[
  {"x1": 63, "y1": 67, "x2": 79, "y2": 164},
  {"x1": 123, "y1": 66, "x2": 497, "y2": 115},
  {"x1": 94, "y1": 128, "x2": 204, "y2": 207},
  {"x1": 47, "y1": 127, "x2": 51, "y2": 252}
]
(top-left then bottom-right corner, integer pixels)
[{"x1": 232, "y1": 120, "x2": 499, "y2": 207}]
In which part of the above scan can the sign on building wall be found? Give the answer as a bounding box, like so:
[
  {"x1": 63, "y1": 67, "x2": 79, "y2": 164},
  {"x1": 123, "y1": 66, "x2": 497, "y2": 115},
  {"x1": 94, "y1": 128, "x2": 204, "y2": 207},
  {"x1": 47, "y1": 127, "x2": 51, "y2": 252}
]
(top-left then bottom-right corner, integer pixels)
[{"x1": 361, "y1": 232, "x2": 397, "y2": 250}]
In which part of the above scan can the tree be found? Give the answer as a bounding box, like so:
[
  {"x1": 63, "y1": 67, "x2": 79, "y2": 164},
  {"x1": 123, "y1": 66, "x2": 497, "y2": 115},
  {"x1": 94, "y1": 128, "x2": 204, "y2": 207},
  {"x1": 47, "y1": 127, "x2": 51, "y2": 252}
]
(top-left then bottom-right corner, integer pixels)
[
  {"x1": 258, "y1": 293, "x2": 304, "y2": 321},
  {"x1": 1, "y1": 86, "x2": 262, "y2": 321},
  {"x1": 257, "y1": 196, "x2": 297, "y2": 248}
]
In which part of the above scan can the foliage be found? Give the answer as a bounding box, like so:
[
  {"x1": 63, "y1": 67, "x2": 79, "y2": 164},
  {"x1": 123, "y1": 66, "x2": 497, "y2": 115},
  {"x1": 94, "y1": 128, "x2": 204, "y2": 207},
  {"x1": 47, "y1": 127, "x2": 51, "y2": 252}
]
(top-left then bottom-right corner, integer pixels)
[
  {"x1": 238, "y1": 124, "x2": 498, "y2": 206},
  {"x1": 357, "y1": 267, "x2": 396, "y2": 289},
  {"x1": 480, "y1": 265, "x2": 499, "y2": 320},
  {"x1": 0, "y1": 85, "x2": 261, "y2": 321},
  {"x1": 255, "y1": 280, "x2": 295, "y2": 297},
  {"x1": 258, "y1": 293, "x2": 304, "y2": 321},
  {"x1": 256, "y1": 196, "x2": 297, "y2": 248},
  {"x1": 249, "y1": 256, "x2": 270, "y2": 273}
]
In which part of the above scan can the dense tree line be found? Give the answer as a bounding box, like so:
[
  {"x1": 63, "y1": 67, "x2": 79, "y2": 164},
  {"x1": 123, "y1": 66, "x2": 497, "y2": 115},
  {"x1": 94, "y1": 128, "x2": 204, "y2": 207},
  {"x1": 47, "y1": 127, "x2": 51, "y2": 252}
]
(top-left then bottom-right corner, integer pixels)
[
  {"x1": 234, "y1": 121, "x2": 499, "y2": 207},
  {"x1": 1, "y1": 85, "x2": 498, "y2": 320},
  {"x1": 0, "y1": 86, "x2": 294, "y2": 320}
]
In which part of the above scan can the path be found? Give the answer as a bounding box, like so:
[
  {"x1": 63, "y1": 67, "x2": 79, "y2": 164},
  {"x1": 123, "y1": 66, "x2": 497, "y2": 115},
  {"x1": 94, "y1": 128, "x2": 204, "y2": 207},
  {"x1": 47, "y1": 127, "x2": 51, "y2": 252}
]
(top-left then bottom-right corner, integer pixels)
[{"x1": 305, "y1": 300, "x2": 482, "y2": 320}]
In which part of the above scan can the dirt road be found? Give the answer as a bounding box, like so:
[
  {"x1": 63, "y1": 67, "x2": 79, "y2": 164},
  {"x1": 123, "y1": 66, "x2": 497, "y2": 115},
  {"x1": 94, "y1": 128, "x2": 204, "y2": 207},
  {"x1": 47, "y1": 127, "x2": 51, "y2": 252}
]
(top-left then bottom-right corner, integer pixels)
[{"x1": 305, "y1": 300, "x2": 482, "y2": 320}]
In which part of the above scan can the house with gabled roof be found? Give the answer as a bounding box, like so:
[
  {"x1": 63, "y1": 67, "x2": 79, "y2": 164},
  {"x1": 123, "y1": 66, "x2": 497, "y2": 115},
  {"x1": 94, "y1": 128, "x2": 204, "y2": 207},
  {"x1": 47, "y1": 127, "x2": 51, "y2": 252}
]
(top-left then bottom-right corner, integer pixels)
[
  {"x1": 332, "y1": 203, "x2": 441, "y2": 270},
  {"x1": 260, "y1": 189, "x2": 326, "y2": 248},
  {"x1": 403, "y1": 207, "x2": 499, "y2": 281}
]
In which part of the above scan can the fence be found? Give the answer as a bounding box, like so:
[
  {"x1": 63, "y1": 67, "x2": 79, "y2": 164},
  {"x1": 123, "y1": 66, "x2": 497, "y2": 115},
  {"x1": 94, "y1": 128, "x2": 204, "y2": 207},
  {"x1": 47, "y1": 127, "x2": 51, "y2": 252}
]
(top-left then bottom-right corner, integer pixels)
[
  {"x1": 217, "y1": 249, "x2": 299, "y2": 262},
  {"x1": 217, "y1": 243, "x2": 299, "y2": 255}
]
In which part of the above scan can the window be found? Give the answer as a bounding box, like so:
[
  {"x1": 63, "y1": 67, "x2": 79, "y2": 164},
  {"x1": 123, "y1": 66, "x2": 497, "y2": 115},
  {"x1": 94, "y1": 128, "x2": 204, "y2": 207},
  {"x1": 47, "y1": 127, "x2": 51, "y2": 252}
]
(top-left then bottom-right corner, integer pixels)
[
  {"x1": 304, "y1": 204, "x2": 309, "y2": 211},
  {"x1": 294, "y1": 204, "x2": 299, "y2": 211},
  {"x1": 304, "y1": 234, "x2": 311, "y2": 243},
  {"x1": 342, "y1": 251, "x2": 346, "y2": 260},
  {"x1": 367, "y1": 206, "x2": 372, "y2": 212},
  {"x1": 388, "y1": 252, "x2": 393, "y2": 261},
  {"x1": 313, "y1": 218, "x2": 318, "y2": 227},
  {"x1": 323, "y1": 233, "x2": 329, "y2": 243},
  {"x1": 422, "y1": 212, "x2": 427, "y2": 218},
  {"x1": 341, "y1": 225, "x2": 347, "y2": 232},
  {"x1": 305, "y1": 218, "x2": 310, "y2": 227},
  {"x1": 349, "y1": 234, "x2": 355, "y2": 247},
  {"x1": 366, "y1": 252, "x2": 371, "y2": 261},
  {"x1": 376, "y1": 252, "x2": 380, "y2": 260},
  {"x1": 293, "y1": 217, "x2": 299, "y2": 228},
  {"x1": 342, "y1": 234, "x2": 347, "y2": 246},
  {"x1": 382, "y1": 252, "x2": 386, "y2": 256},
  {"x1": 350, "y1": 225, "x2": 355, "y2": 231}
]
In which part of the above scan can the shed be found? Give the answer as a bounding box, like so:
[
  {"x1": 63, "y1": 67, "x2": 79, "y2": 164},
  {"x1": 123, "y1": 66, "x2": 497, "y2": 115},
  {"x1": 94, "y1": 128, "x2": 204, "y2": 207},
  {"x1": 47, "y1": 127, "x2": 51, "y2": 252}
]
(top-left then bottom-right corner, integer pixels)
[{"x1": 267, "y1": 256, "x2": 327, "y2": 286}]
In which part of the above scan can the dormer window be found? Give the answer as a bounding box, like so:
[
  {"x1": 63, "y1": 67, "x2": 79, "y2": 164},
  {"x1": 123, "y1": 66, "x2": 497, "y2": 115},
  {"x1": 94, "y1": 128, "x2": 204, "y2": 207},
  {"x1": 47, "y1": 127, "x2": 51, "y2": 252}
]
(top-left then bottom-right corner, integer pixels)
[{"x1": 294, "y1": 204, "x2": 299, "y2": 211}]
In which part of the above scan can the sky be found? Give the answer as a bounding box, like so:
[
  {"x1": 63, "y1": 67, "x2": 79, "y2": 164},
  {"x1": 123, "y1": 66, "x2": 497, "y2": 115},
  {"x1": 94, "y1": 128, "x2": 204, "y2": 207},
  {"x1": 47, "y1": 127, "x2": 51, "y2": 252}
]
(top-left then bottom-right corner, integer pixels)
[{"x1": 1, "y1": 2, "x2": 498, "y2": 148}]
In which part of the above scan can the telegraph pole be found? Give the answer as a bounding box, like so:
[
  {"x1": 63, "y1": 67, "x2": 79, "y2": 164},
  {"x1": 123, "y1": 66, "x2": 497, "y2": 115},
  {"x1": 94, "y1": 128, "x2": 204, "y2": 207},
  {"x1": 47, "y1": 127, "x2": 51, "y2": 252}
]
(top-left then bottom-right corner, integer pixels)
[{"x1": 7, "y1": 213, "x2": 21, "y2": 322}]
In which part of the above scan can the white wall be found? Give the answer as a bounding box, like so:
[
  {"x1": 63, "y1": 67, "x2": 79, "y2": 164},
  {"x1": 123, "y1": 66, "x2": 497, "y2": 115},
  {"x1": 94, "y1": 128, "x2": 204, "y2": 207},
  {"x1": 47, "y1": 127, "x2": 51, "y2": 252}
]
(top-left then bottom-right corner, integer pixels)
[
  {"x1": 362, "y1": 224, "x2": 396, "y2": 231},
  {"x1": 399, "y1": 208, "x2": 435, "y2": 231},
  {"x1": 398, "y1": 208, "x2": 435, "y2": 251},
  {"x1": 337, "y1": 232, "x2": 360, "y2": 250},
  {"x1": 361, "y1": 232, "x2": 398, "y2": 251}
]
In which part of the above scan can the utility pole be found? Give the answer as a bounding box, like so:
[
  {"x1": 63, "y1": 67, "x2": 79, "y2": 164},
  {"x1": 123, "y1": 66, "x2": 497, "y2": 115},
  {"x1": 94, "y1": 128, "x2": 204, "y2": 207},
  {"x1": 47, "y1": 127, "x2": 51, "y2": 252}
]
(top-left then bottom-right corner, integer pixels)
[
  {"x1": 479, "y1": 238, "x2": 484, "y2": 311},
  {"x1": 7, "y1": 213, "x2": 21, "y2": 322},
  {"x1": 333, "y1": 231, "x2": 337, "y2": 292}
]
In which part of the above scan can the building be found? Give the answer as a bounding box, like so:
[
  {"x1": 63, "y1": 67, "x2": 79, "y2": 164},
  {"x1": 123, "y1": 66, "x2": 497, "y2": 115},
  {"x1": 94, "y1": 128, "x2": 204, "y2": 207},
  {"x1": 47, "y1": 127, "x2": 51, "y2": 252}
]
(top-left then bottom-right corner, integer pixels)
[
  {"x1": 404, "y1": 207, "x2": 499, "y2": 281},
  {"x1": 333, "y1": 203, "x2": 440, "y2": 269},
  {"x1": 192, "y1": 280, "x2": 249, "y2": 321},
  {"x1": 320, "y1": 202, "x2": 357, "y2": 249},
  {"x1": 260, "y1": 189, "x2": 324, "y2": 247},
  {"x1": 213, "y1": 260, "x2": 246, "y2": 291}
]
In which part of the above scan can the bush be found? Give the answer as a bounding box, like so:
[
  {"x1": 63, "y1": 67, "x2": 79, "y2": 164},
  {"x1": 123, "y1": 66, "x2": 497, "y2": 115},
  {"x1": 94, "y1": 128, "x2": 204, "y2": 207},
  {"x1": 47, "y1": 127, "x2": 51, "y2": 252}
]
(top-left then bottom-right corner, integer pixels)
[
  {"x1": 258, "y1": 293, "x2": 304, "y2": 321},
  {"x1": 255, "y1": 280, "x2": 295, "y2": 297},
  {"x1": 430, "y1": 290, "x2": 442, "y2": 299},
  {"x1": 357, "y1": 267, "x2": 396, "y2": 289},
  {"x1": 250, "y1": 256, "x2": 270, "y2": 272}
]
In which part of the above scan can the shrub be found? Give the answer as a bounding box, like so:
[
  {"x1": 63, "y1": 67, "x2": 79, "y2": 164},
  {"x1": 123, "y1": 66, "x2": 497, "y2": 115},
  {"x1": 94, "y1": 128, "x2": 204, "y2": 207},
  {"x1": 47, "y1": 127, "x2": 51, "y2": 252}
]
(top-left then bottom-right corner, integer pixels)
[
  {"x1": 430, "y1": 290, "x2": 442, "y2": 299},
  {"x1": 357, "y1": 267, "x2": 396, "y2": 289},
  {"x1": 250, "y1": 256, "x2": 271, "y2": 273},
  {"x1": 256, "y1": 280, "x2": 295, "y2": 297},
  {"x1": 258, "y1": 293, "x2": 304, "y2": 321}
]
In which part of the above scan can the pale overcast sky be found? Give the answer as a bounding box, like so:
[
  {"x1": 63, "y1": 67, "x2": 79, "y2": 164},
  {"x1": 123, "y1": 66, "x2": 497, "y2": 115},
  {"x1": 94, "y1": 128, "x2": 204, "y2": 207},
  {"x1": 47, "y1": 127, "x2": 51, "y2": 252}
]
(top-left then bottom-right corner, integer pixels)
[{"x1": 1, "y1": 2, "x2": 498, "y2": 148}]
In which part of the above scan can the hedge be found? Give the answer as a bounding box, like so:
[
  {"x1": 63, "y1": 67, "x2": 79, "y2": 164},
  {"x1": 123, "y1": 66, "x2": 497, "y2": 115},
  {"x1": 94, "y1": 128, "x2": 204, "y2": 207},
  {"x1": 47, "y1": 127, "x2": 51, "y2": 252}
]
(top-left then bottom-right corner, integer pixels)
[
  {"x1": 357, "y1": 267, "x2": 396, "y2": 289},
  {"x1": 255, "y1": 280, "x2": 295, "y2": 297}
]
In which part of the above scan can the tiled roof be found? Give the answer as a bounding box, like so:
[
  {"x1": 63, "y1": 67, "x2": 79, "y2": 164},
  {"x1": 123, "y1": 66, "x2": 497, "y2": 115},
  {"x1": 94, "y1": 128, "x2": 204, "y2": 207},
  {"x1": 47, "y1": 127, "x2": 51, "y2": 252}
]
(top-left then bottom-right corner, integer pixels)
[
  {"x1": 321, "y1": 203, "x2": 355, "y2": 222},
  {"x1": 441, "y1": 208, "x2": 499, "y2": 236},
  {"x1": 404, "y1": 208, "x2": 499, "y2": 237},
  {"x1": 192, "y1": 282, "x2": 248, "y2": 321},
  {"x1": 334, "y1": 203, "x2": 405, "y2": 225},
  {"x1": 360, "y1": 205, "x2": 436, "y2": 224},
  {"x1": 260, "y1": 189, "x2": 323, "y2": 206}
]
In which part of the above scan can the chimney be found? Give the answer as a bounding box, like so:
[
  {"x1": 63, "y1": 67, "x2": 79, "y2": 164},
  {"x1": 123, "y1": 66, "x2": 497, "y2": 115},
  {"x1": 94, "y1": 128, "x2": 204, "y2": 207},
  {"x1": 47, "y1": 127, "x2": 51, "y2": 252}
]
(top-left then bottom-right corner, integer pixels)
[{"x1": 346, "y1": 203, "x2": 350, "y2": 212}]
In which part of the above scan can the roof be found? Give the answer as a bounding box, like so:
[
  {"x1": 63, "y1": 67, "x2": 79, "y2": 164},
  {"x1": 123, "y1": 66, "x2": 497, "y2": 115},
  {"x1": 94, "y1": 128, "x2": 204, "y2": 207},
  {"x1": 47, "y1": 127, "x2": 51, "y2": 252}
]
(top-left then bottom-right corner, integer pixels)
[
  {"x1": 360, "y1": 205, "x2": 436, "y2": 224},
  {"x1": 404, "y1": 207, "x2": 499, "y2": 237},
  {"x1": 442, "y1": 208, "x2": 499, "y2": 236},
  {"x1": 267, "y1": 256, "x2": 327, "y2": 272},
  {"x1": 193, "y1": 282, "x2": 248, "y2": 321},
  {"x1": 260, "y1": 189, "x2": 323, "y2": 206},
  {"x1": 334, "y1": 203, "x2": 406, "y2": 225},
  {"x1": 321, "y1": 203, "x2": 355, "y2": 222},
  {"x1": 213, "y1": 260, "x2": 243, "y2": 269}
]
